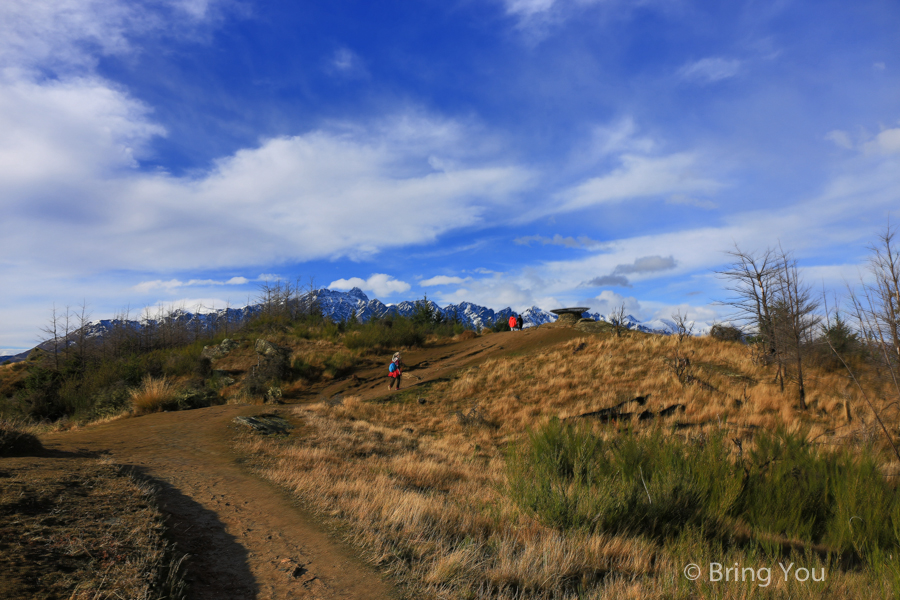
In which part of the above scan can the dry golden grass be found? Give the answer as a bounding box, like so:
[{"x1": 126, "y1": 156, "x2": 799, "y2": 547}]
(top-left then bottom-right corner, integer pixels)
[
  {"x1": 0, "y1": 457, "x2": 186, "y2": 599},
  {"x1": 235, "y1": 329, "x2": 900, "y2": 599},
  {"x1": 130, "y1": 375, "x2": 180, "y2": 415}
]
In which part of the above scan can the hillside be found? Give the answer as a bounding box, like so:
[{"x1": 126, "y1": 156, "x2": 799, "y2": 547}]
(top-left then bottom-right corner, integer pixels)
[
  {"x1": 0, "y1": 286, "x2": 687, "y2": 365},
  {"x1": 4, "y1": 316, "x2": 900, "y2": 598}
]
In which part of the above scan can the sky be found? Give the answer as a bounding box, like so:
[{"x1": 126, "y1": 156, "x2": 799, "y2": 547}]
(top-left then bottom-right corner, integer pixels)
[{"x1": 1, "y1": 0, "x2": 899, "y2": 353}]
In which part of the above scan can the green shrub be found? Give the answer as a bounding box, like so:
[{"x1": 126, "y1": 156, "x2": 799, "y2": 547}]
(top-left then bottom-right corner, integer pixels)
[
  {"x1": 506, "y1": 421, "x2": 900, "y2": 557},
  {"x1": 710, "y1": 323, "x2": 744, "y2": 342},
  {"x1": 292, "y1": 357, "x2": 319, "y2": 381},
  {"x1": 324, "y1": 351, "x2": 357, "y2": 378},
  {"x1": 492, "y1": 317, "x2": 511, "y2": 333}
]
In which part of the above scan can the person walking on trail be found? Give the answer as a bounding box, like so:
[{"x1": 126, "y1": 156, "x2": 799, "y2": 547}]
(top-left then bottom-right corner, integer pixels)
[
  {"x1": 508, "y1": 314, "x2": 517, "y2": 331},
  {"x1": 388, "y1": 352, "x2": 403, "y2": 390}
]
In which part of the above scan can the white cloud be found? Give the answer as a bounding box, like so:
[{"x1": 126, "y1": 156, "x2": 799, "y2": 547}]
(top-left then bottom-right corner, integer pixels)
[
  {"x1": 504, "y1": 0, "x2": 559, "y2": 18},
  {"x1": 0, "y1": 0, "x2": 218, "y2": 71},
  {"x1": 329, "y1": 274, "x2": 411, "y2": 297},
  {"x1": 613, "y1": 255, "x2": 677, "y2": 275},
  {"x1": 667, "y1": 194, "x2": 717, "y2": 209},
  {"x1": 132, "y1": 277, "x2": 252, "y2": 293},
  {"x1": 873, "y1": 62, "x2": 886, "y2": 71},
  {"x1": 678, "y1": 57, "x2": 742, "y2": 83},
  {"x1": 514, "y1": 234, "x2": 603, "y2": 248},
  {"x1": 0, "y1": 107, "x2": 531, "y2": 272},
  {"x1": 420, "y1": 275, "x2": 469, "y2": 286},
  {"x1": 586, "y1": 290, "x2": 641, "y2": 315},
  {"x1": 328, "y1": 47, "x2": 367, "y2": 78},
  {"x1": 553, "y1": 152, "x2": 722, "y2": 214},
  {"x1": 864, "y1": 128, "x2": 900, "y2": 155},
  {"x1": 826, "y1": 130, "x2": 854, "y2": 150}
]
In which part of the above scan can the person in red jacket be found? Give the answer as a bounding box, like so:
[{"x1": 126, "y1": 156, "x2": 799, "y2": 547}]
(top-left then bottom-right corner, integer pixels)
[
  {"x1": 388, "y1": 352, "x2": 403, "y2": 390},
  {"x1": 508, "y1": 314, "x2": 517, "y2": 331}
]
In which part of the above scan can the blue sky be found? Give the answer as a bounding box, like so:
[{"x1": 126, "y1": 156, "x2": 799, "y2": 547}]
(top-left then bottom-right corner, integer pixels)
[{"x1": 1, "y1": 0, "x2": 899, "y2": 352}]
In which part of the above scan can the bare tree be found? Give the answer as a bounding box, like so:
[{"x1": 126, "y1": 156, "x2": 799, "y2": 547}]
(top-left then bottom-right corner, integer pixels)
[
  {"x1": 40, "y1": 304, "x2": 62, "y2": 371},
  {"x1": 670, "y1": 309, "x2": 694, "y2": 343},
  {"x1": 773, "y1": 247, "x2": 820, "y2": 408},
  {"x1": 74, "y1": 300, "x2": 91, "y2": 375},
  {"x1": 609, "y1": 303, "x2": 627, "y2": 338},
  {"x1": 717, "y1": 246, "x2": 786, "y2": 389},
  {"x1": 845, "y1": 225, "x2": 900, "y2": 400}
]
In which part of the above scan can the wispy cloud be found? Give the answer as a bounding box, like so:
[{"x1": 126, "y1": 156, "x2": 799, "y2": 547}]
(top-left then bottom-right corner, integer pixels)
[
  {"x1": 553, "y1": 153, "x2": 722, "y2": 214},
  {"x1": 132, "y1": 276, "x2": 251, "y2": 293},
  {"x1": 864, "y1": 127, "x2": 900, "y2": 156},
  {"x1": 666, "y1": 194, "x2": 717, "y2": 210},
  {"x1": 514, "y1": 234, "x2": 603, "y2": 248},
  {"x1": 420, "y1": 275, "x2": 470, "y2": 286},
  {"x1": 582, "y1": 275, "x2": 631, "y2": 288},
  {"x1": 327, "y1": 47, "x2": 368, "y2": 78},
  {"x1": 678, "y1": 57, "x2": 742, "y2": 83},
  {"x1": 613, "y1": 255, "x2": 677, "y2": 275},
  {"x1": 329, "y1": 274, "x2": 411, "y2": 297}
]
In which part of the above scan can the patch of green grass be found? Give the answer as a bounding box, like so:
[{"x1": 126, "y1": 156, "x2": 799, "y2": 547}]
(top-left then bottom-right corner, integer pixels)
[{"x1": 506, "y1": 420, "x2": 900, "y2": 562}]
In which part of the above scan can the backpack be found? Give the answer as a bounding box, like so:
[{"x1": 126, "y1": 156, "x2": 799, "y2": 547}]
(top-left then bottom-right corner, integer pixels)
[{"x1": 389, "y1": 362, "x2": 398, "y2": 373}]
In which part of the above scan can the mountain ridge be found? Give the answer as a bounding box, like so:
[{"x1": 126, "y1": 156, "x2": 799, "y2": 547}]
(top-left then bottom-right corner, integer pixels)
[{"x1": 0, "y1": 287, "x2": 702, "y2": 363}]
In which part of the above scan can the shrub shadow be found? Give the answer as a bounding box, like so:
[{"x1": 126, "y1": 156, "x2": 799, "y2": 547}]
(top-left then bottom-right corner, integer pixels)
[{"x1": 129, "y1": 466, "x2": 259, "y2": 600}]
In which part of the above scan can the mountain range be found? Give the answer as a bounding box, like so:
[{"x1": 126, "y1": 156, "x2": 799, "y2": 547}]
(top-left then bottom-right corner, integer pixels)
[{"x1": 0, "y1": 288, "x2": 706, "y2": 363}]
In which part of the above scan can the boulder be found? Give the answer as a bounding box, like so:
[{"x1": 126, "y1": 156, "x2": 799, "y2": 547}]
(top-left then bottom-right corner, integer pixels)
[
  {"x1": 201, "y1": 338, "x2": 239, "y2": 360},
  {"x1": 233, "y1": 414, "x2": 293, "y2": 435},
  {"x1": 575, "y1": 320, "x2": 612, "y2": 334},
  {"x1": 255, "y1": 338, "x2": 289, "y2": 358}
]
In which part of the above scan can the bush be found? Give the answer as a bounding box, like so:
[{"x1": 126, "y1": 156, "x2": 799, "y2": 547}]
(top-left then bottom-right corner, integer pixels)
[
  {"x1": 710, "y1": 323, "x2": 744, "y2": 342},
  {"x1": 506, "y1": 421, "x2": 900, "y2": 555},
  {"x1": 324, "y1": 351, "x2": 357, "y2": 378},
  {"x1": 0, "y1": 418, "x2": 44, "y2": 456},
  {"x1": 492, "y1": 318, "x2": 511, "y2": 333},
  {"x1": 292, "y1": 357, "x2": 320, "y2": 381},
  {"x1": 130, "y1": 376, "x2": 180, "y2": 415},
  {"x1": 343, "y1": 317, "x2": 426, "y2": 351}
]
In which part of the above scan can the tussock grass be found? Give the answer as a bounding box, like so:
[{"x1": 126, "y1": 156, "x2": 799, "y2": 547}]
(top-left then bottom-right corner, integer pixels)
[
  {"x1": 0, "y1": 417, "x2": 44, "y2": 456},
  {"x1": 130, "y1": 376, "x2": 180, "y2": 415},
  {"x1": 236, "y1": 330, "x2": 900, "y2": 598},
  {"x1": 0, "y1": 458, "x2": 187, "y2": 599}
]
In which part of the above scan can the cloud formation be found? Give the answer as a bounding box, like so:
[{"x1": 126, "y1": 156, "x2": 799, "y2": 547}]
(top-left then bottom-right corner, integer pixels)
[
  {"x1": 329, "y1": 274, "x2": 411, "y2": 297},
  {"x1": 554, "y1": 153, "x2": 722, "y2": 214},
  {"x1": 132, "y1": 276, "x2": 250, "y2": 293},
  {"x1": 582, "y1": 275, "x2": 631, "y2": 288},
  {"x1": 678, "y1": 57, "x2": 742, "y2": 83},
  {"x1": 420, "y1": 275, "x2": 469, "y2": 286},
  {"x1": 514, "y1": 234, "x2": 603, "y2": 248},
  {"x1": 613, "y1": 255, "x2": 677, "y2": 275}
]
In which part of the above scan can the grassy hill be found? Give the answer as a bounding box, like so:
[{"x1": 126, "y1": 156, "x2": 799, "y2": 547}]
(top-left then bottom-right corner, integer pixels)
[{"x1": 3, "y1": 296, "x2": 900, "y2": 598}]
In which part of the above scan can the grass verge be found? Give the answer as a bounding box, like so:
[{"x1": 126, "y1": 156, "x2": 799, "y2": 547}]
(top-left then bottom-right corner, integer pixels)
[{"x1": 0, "y1": 457, "x2": 187, "y2": 599}]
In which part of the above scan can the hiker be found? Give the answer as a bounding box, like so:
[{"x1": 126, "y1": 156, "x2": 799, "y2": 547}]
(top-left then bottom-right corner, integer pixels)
[
  {"x1": 508, "y1": 314, "x2": 517, "y2": 331},
  {"x1": 516, "y1": 314, "x2": 523, "y2": 331},
  {"x1": 388, "y1": 351, "x2": 403, "y2": 390}
]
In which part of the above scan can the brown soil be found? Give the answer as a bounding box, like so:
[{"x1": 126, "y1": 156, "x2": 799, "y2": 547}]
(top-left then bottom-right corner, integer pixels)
[
  {"x1": 12, "y1": 327, "x2": 580, "y2": 599},
  {"x1": 312, "y1": 326, "x2": 580, "y2": 402}
]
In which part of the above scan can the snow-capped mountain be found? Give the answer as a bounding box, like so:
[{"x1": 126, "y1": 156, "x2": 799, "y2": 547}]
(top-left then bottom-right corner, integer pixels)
[{"x1": 2, "y1": 288, "x2": 709, "y2": 363}]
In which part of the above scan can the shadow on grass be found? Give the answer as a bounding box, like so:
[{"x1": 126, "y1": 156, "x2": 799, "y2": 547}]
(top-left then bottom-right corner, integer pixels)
[{"x1": 129, "y1": 466, "x2": 259, "y2": 600}]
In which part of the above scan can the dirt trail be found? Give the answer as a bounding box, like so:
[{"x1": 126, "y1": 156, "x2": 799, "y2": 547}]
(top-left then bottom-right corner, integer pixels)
[
  {"x1": 35, "y1": 327, "x2": 581, "y2": 599},
  {"x1": 41, "y1": 404, "x2": 396, "y2": 600},
  {"x1": 316, "y1": 326, "x2": 580, "y2": 402}
]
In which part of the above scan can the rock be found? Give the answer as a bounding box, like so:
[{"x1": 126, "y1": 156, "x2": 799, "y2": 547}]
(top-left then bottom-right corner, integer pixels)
[
  {"x1": 201, "y1": 338, "x2": 239, "y2": 359},
  {"x1": 556, "y1": 313, "x2": 580, "y2": 325},
  {"x1": 575, "y1": 321, "x2": 612, "y2": 334},
  {"x1": 233, "y1": 414, "x2": 293, "y2": 435},
  {"x1": 255, "y1": 338, "x2": 289, "y2": 358}
]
